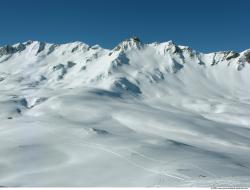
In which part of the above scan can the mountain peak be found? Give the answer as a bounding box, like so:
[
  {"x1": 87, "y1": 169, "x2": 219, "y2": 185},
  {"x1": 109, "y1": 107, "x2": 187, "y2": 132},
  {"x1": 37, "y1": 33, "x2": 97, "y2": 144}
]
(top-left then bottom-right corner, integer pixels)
[{"x1": 113, "y1": 37, "x2": 142, "y2": 52}]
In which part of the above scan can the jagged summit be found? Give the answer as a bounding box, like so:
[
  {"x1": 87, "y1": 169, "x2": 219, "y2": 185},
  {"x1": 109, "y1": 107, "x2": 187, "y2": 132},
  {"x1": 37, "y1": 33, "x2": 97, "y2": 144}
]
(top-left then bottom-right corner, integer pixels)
[
  {"x1": 1, "y1": 38, "x2": 249, "y2": 57},
  {"x1": 113, "y1": 36, "x2": 143, "y2": 52},
  {"x1": 0, "y1": 37, "x2": 249, "y2": 100}
]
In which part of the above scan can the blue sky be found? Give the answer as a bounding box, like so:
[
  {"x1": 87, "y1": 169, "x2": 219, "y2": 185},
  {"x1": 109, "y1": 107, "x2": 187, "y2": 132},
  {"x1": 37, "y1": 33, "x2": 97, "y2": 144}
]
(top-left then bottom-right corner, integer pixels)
[{"x1": 0, "y1": 0, "x2": 249, "y2": 52}]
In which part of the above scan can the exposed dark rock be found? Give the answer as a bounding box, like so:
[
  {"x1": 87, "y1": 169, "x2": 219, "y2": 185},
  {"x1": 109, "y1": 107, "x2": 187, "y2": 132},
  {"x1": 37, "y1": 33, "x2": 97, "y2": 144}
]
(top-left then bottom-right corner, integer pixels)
[
  {"x1": 36, "y1": 42, "x2": 46, "y2": 55},
  {"x1": 114, "y1": 46, "x2": 121, "y2": 51},
  {"x1": 114, "y1": 77, "x2": 141, "y2": 95},
  {"x1": 67, "y1": 61, "x2": 76, "y2": 68},
  {"x1": 0, "y1": 55, "x2": 12, "y2": 63},
  {"x1": 47, "y1": 44, "x2": 57, "y2": 55},
  {"x1": 52, "y1": 64, "x2": 67, "y2": 80},
  {"x1": 40, "y1": 75, "x2": 47, "y2": 81},
  {"x1": 53, "y1": 64, "x2": 65, "y2": 71},
  {"x1": 28, "y1": 81, "x2": 40, "y2": 88},
  {"x1": 237, "y1": 63, "x2": 245, "y2": 71},
  {"x1": 19, "y1": 98, "x2": 28, "y2": 108},
  {"x1": 90, "y1": 89, "x2": 121, "y2": 98},
  {"x1": 131, "y1": 36, "x2": 141, "y2": 43},
  {"x1": 112, "y1": 53, "x2": 130, "y2": 68},
  {"x1": 16, "y1": 43, "x2": 26, "y2": 52},
  {"x1": 24, "y1": 40, "x2": 33, "y2": 46},
  {"x1": 86, "y1": 58, "x2": 91, "y2": 62},
  {"x1": 171, "y1": 59, "x2": 184, "y2": 73},
  {"x1": 245, "y1": 52, "x2": 250, "y2": 63},
  {"x1": 172, "y1": 45, "x2": 182, "y2": 54},
  {"x1": 0, "y1": 45, "x2": 17, "y2": 56},
  {"x1": 16, "y1": 108, "x2": 22, "y2": 114},
  {"x1": 71, "y1": 46, "x2": 79, "y2": 53},
  {"x1": 91, "y1": 128, "x2": 109, "y2": 135},
  {"x1": 114, "y1": 37, "x2": 142, "y2": 52},
  {"x1": 226, "y1": 51, "x2": 240, "y2": 60},
  {"x1": 81, "y1": 66, "x2": 87, "y2": 70}
]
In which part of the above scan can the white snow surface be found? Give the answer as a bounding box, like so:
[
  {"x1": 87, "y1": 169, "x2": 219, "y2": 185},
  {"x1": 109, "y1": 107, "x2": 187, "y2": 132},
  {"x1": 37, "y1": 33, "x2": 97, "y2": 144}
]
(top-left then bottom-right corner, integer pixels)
[{"x1": 0, "y1": 38, "x2": 250, "y2": 187}]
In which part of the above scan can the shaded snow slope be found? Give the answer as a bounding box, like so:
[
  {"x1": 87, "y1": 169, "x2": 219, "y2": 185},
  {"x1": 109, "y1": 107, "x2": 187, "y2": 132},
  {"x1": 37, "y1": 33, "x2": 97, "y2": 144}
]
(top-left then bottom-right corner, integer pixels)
[{"x1": 0, "y1": 38, "x2": 250, "y2": 187}]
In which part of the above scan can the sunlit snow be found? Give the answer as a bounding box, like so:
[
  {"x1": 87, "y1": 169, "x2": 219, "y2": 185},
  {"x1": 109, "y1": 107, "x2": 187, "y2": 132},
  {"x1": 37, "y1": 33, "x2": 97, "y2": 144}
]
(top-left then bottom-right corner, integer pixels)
[{"x1": 0, "y1": 38, "x2": 250, "y2": 187}]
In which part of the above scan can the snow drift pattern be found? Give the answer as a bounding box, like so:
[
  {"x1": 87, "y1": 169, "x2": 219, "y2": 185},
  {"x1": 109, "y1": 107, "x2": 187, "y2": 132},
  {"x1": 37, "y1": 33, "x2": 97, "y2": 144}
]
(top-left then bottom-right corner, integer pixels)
[{"x1": 0, "y1": 37, "x2": 250, "y2": 187}]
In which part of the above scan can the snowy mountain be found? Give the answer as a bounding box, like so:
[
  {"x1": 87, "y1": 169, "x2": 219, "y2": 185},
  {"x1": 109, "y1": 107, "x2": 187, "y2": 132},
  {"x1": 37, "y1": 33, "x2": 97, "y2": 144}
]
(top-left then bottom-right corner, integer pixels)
[{"x1": 0, "y1": 37, "x2": 250, "y2": 187}]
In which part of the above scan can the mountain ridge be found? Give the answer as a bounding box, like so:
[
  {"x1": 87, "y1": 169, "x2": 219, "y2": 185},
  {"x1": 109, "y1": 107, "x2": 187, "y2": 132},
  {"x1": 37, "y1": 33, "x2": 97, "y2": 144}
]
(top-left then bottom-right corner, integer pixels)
[
  {"x1": 1, "y1": 37, "x2": 250, "y2": 56},
  {"x1": 0, "y1": 37, "x2": 249, "y2": 100}
]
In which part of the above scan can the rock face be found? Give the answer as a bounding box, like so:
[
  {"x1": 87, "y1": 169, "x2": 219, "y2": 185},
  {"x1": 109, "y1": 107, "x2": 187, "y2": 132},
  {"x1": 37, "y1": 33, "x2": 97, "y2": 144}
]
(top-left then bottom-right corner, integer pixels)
[
  {"x1": 226, "y1": 51, "x2": 240, "y2": 60},
  {"x1": 244, "y1": 51, "x2": 250, "y2": 63}
]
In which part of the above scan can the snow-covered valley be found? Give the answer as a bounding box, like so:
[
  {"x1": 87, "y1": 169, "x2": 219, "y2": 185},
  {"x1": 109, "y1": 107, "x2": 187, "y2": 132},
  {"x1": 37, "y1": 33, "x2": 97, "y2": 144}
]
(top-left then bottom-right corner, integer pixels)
[{"x1": 0, "y1": 37, "x2": 250, "y2": 187}]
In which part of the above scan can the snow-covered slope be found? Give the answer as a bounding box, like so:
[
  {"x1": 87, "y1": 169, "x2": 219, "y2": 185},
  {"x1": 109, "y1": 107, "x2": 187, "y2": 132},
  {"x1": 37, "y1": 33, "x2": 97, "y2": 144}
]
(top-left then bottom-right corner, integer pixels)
[{"x1": 0, "y1": 37, "x2": 250, "y2": 187}]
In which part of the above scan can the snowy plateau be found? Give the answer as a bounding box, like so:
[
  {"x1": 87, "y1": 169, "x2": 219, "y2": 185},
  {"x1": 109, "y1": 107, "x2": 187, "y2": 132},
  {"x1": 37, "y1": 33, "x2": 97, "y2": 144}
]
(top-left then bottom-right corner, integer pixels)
[{"x1": 0, "y1": 37, "x2": 250, "y2": 187}]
